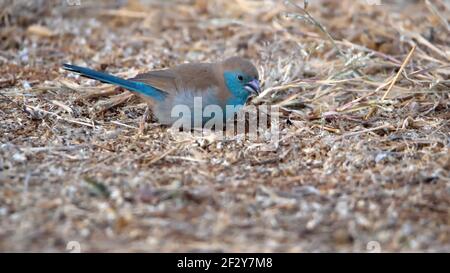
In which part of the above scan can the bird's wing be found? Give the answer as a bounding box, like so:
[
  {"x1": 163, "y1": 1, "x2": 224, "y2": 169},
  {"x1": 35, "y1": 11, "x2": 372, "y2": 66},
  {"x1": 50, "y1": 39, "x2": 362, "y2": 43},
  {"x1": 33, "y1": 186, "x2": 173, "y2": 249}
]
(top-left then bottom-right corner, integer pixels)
[
  {"x1": 130, "y1": 63, "x2": 223, "y2": 95},
  {"x1": 129, "y1": 69, "x2": 178, "y2": 96}
]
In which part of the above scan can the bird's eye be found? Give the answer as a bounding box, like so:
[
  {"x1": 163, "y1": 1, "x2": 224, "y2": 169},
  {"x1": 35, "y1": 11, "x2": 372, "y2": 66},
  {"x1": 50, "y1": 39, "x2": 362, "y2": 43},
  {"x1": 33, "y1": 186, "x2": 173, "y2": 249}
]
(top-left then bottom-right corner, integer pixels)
[{"x1": 237, "y1": 75, "x2": 243, "y2": 81}]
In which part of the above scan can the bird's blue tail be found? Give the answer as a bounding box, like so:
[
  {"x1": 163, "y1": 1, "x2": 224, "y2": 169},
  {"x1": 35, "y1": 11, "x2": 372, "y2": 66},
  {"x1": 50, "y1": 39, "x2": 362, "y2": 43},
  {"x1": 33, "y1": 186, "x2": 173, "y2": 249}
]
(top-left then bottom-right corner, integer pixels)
[{"x1": 63, "y1": 64, "x2": 166, "y2": 101}]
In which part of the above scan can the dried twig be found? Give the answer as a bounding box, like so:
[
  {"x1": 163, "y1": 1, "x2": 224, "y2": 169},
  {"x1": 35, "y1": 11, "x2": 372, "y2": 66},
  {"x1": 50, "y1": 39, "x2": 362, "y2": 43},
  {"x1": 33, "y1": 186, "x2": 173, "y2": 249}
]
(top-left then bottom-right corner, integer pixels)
[{"x1": 381, "y1": 45, "x2": 416, "y2": 101}]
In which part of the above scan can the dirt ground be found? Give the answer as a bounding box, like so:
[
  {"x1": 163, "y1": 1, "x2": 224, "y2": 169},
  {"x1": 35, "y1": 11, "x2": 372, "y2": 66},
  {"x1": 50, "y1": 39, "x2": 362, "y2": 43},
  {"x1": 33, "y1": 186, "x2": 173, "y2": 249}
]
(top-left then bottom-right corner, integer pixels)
[{"x1": 0, "y1": 0, "x2": 449, "y2": 252}]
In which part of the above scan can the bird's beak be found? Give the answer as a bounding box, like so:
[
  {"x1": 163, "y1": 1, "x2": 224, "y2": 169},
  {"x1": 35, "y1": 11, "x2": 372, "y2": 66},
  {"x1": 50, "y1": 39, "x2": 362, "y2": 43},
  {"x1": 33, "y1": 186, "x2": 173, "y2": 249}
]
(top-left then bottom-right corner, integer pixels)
[{"x1": 245, "y1": 79, "x2": 261, "y2": 94}]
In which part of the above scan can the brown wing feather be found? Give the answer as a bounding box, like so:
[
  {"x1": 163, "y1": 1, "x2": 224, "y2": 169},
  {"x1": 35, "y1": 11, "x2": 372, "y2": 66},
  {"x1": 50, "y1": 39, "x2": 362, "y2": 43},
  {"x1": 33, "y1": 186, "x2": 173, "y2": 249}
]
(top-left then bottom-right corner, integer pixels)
[
  {"x1": 129, "y1": 70, "x2": 177, "y2": 95},
  {"x1": 129, "y1": 63, "x2": 225, "y2": 95}
]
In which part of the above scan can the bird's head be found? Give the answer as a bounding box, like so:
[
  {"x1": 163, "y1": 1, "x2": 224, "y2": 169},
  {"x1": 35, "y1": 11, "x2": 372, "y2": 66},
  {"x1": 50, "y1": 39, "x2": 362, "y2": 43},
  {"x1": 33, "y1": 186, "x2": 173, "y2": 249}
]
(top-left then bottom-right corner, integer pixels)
[{"x1": 221, "y1": 57, "x2": 260, "y2": 99}]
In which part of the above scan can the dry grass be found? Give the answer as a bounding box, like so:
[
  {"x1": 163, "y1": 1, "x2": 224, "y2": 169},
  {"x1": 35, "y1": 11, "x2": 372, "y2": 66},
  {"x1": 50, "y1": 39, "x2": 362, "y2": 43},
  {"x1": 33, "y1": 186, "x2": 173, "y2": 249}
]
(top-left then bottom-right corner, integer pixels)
[{"x1": 0, "y1": 0, "x2": 449, "y2": 252}]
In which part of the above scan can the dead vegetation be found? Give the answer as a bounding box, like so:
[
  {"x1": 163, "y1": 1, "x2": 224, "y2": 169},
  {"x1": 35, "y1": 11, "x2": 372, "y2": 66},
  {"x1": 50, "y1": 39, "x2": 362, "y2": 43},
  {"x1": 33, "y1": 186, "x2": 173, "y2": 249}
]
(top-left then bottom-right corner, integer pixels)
[{"x1": 0, "y1": 0, "x2": 449, "y2": 252}]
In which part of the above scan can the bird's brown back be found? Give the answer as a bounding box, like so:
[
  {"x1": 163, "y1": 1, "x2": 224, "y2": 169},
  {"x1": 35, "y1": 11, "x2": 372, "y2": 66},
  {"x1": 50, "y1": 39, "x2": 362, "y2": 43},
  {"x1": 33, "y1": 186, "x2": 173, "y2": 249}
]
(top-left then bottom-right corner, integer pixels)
[{"x1": 129, "y1": 57, "x2": 257, "y2": 104}]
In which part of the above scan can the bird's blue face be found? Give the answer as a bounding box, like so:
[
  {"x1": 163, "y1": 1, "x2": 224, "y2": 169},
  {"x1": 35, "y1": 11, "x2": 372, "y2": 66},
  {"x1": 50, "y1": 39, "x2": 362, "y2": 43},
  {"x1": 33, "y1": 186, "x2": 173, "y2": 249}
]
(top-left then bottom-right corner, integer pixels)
[{"x1": 223, "y1": 70, "x2": 260, "y2": 103}]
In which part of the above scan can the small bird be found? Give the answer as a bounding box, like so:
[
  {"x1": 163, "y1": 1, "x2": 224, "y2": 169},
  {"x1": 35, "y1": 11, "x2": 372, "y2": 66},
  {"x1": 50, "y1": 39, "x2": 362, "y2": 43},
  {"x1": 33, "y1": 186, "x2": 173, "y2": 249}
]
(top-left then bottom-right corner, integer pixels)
[{"x1": 63, "y1": 57, "x2": 260, "y2": 127}]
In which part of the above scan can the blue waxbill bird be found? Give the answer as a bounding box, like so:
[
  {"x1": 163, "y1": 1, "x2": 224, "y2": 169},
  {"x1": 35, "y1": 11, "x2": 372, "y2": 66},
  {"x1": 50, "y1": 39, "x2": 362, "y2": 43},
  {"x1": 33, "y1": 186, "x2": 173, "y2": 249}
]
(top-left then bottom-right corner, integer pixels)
[{"x1": 63, "y1": 57, "x2": 260, "y2": 126}]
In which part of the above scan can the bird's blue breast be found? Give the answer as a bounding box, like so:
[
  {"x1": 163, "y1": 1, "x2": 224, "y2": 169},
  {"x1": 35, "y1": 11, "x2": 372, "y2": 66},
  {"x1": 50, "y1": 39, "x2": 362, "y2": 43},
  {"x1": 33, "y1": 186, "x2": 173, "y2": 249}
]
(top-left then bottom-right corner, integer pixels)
[
  {"x1": 153, "y1": 88, "x2": 221, "y2": 125},
  {"x1": 153, "y1": 86, "x2": 246, "y2": 127}
]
